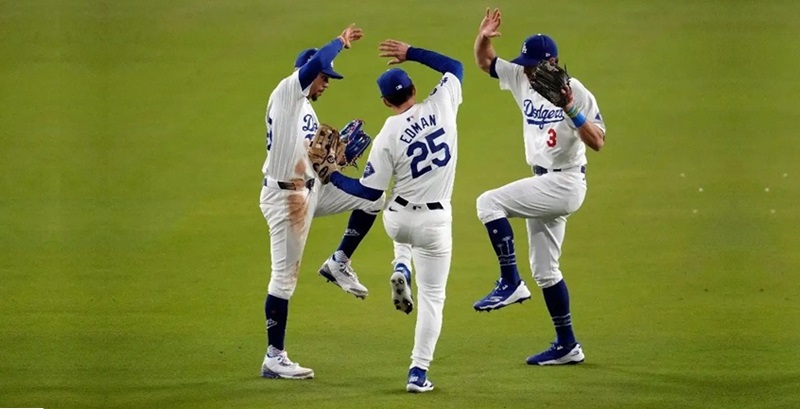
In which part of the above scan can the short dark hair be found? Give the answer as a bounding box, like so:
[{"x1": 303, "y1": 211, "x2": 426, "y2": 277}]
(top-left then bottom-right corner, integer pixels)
[{"x1": 384, "y1": 85, "x2": 415, "y2": 107}]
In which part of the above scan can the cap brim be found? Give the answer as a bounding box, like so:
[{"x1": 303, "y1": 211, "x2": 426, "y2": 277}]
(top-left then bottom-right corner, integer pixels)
[
  {"x1": 322, "y1": 68, "x2": 344, "y2": 80},
  {"x1": 510, "y1": 55, "x2": 543, "y2": 67}
]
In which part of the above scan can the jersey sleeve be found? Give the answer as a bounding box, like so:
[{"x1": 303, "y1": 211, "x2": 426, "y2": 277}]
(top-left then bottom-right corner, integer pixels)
[
  {"x1": 571, "y1": 79, "x2": 606, "y2": 133},
  {"x1": 273, "y1": 71, "x2": 312, "y2": 104},
  {"x1": 359, "y1": 132, "x2": 394, "y2": 191},
  {"x1": 494, "y1": 57, "x2": 526, "y2": 94},
  {"x1": 425, "y1": 72, "x2": 463, "y2": 113}
]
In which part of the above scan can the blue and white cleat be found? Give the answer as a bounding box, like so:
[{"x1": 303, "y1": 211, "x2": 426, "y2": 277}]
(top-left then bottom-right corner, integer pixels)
[
  {"x1": 390, "y1": 268, "x2": 413, "y2": 314},
  {"x1": 473, "y1": 279, "x2": 531, "y2": 311},
  {"x1": 526, "y1": 342, "x2": 585, "y2": 366},
  {"x1": 406, "y1": 367, "x2": 434, "y2": 393},
  {"x1": 319, "y1": 256, "x2": 369, "y2": 299}
]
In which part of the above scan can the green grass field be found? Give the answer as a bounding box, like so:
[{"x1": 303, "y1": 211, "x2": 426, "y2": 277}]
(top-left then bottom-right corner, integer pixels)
[{"x1": 2, "y1": 0, "x2": 800, "y2": 408}]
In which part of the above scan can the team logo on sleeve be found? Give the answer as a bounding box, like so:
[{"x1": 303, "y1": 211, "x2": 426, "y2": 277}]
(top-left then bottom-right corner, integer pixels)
[
  {"x1": 595, "y1": 112, "x2": 603, "y2": 121},
  {"x1": 363, "y1": 161, "x2": 375, "y2": 178},
  {"x1": 429, "y1": 76, "x2": 449, "y2": 96}
]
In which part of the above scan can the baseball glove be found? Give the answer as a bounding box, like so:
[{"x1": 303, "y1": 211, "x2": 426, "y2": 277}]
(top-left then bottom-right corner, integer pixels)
[
  {"x1": 528, "y1": 60, "x2": 571, "y2": 107},
  {"x1": 338, "y1": 119, "x2": 372, "y2": 168},
  {"x1": 307, "y1": 123, "x2": 341, "y2": 184}
]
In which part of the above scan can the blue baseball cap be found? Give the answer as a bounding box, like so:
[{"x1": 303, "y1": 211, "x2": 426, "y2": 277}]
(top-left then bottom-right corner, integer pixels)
[
  {"x1": 511, "y1": 34, "x2": 558, "y2": 66},
  {"x1": 294, "y1": 48, "x2": 344, "y2": 79},
  {"x1": 377, "y1": 68, "x2": 413, "y2": 97}
]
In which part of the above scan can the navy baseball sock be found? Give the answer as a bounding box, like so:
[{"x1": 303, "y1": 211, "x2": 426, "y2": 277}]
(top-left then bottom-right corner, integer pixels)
[
  {"x1": 394, "y1": 262, "x2": 411, "y2": 280},
  {"x1": 484, "y1": 218, "x2": 520, "y2": 285},
  {"x1": 542, "y1": 280, "x2": 576, "y2": 346},
  {"x1": 336, "y1": 210, "x2": 377, "y2": 259},
  {"x1": 265, "y1": 295, "x2": 289, "y2": 352}
]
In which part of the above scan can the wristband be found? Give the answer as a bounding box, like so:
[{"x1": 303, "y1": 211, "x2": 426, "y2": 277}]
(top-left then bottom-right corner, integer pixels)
[
  {"x1": 565, "y1": 105, "x2": 579, "y2": 118},
  {"x1": 571, "y1": 112, "x2": 586, "y2": 128}
]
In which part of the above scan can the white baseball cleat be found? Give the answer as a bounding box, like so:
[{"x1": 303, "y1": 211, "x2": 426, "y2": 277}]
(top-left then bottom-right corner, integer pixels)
[
  {"x1": 261, "y1": 350, "x2": 314, "y2": 380},
  {"x1": 390, "y1": 270, "x2": 413, "y2": 314},
  {"x1": 319, "y1": 256, "x2": 369, "y2": 299}
]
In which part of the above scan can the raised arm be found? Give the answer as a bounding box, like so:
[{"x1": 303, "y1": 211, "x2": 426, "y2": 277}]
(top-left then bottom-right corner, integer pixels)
[
  {"x1": 474, "y1": 8, "x2": 501, "y2": 74},
  {"x1": 298, "y1": 24, "x2": 364, "y2": 89},
  {"x1": 378, "y1": 40, "x2": 463, "y2": 82},
  {"x1": 409, "y1": 48, "x2": 463, "y2": 82}
]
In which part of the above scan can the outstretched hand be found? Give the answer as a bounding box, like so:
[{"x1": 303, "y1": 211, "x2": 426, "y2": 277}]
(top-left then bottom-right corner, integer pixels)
[
  {"x1": 338, "y1": 24, "x2": 364, "y2": 49},
  {"x1": 378, "y1": 39, "x2": 410, "y2": 65},
  {"x1": 479, "y1": 8, "x2": 502, "y2": 38}
]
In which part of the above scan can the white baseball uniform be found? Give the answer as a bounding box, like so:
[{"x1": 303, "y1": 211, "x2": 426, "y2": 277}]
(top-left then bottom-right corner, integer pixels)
[
  {"x1": 360, "y1": 72, "x2": 462, "y2": 371},
  {"x1": 476, "y1": 57, "x2": 605, "y2": 288},
  {"x1": 259, "y1": 70, "x2": 384, "y2": 300}
]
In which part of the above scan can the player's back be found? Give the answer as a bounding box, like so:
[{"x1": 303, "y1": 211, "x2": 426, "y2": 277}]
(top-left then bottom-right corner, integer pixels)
[{"x1": 378, "y1": 73, "x2": 461, "y2": 204}]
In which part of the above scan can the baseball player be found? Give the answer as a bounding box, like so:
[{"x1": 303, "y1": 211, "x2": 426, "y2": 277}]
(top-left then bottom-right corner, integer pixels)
[
  {"x1": 471, "y1": 8, "x2": 606, "y2": 365},
  {"x1": 315, "y1": 39, "x2": 462, "y2": 392},
  {"x1": 258, "y1": 25, "x2": 386, "y2": 380}
]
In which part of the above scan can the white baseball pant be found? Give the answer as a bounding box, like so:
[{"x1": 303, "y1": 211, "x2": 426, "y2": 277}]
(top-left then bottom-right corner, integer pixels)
[
  {"x1": 383, "y1": 197, "x2": 452, "y2": 371},
  {"x1": 260, "y1": 177, "x2": 385, "y2": 299},
  {"x1": 476, "y1": 168, "x2": 586, "y2": 288}
]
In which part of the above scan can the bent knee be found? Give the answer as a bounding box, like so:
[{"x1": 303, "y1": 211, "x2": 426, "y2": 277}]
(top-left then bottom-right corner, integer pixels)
[
  {"x1": 268, "y1": 273, "x2": 298, "y2": 299},
  {"x1": 364, "y1": 193, "x2": 386, "y2": 214},
  {"x1": 476, "y1": 190, "x2": 506, "y2": 224},
  {"x1": 532, "y1": 268, "x2": 563, "y2": 288}
]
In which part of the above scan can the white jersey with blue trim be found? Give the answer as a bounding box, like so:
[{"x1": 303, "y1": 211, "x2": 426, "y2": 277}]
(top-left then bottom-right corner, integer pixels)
[
  {"x1": 495, "y1": 57, "x2": 605, "y2": 169},
  {"x1": 359, "y1": 72, "x2": 462, "y2": 204},
  {"x1": 262, "y1": 70, "x2": 319, "y2": 181}
]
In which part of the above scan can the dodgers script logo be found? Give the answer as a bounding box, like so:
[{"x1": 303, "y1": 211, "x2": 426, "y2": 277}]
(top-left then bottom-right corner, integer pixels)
[
  {"x1": 302, "y1": 114, "x2": 318, "y2": 141},
  {"x1": 523, "y1": 99, "x2": 565, "y2": 129}
]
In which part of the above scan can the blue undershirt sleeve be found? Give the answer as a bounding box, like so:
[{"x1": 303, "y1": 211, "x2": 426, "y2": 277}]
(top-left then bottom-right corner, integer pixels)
[
  {"x1": 489, "y1": 56, "x2": 499, "y2": 79},
  {"x1": 406, "y1": 47, "x2": 464, "y2": 83},
  {"x1": 330, "y1": 171, "x2": 383, "y2": 201}
]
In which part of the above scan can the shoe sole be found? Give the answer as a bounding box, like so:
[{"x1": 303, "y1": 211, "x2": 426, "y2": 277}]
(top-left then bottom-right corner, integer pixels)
[
  {"x1": 474, "y1": 285, "x2": 532, "y2": 312},
  {"x1": 319, "y1": 265, "x2": 368, "y2": 300},
  {"x1": 406, "y1": 383, "x2": 434, "y2": 393},
  {"x1": 390, "y1": 272, "x2": 413, "y2": 314},
  {"x1": 318, "y1": 265, "x2": 342, "y2": 288},
  {"x1": 530, "y1": 357, "x2": 585, "y2": 366},
  {"x1": 261, "y1": 369, "x2": 315, "y2": 380}
]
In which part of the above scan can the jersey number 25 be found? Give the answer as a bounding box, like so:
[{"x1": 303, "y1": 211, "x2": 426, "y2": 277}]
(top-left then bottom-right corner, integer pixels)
[{"x1": 407, "y1": 128, "x2": 452, "y2": 179}]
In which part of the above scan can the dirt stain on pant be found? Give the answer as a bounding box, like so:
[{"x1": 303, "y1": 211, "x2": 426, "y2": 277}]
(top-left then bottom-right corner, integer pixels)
[
  {"x1": 287, "y1": 158, "x2": 311, "y2": 235},
  {"x1": 289, "y1": 260, "x2": 301, "y2": 286},
  {"x1": 287, "y1": 192, "x2": 308, "y2": 234}
]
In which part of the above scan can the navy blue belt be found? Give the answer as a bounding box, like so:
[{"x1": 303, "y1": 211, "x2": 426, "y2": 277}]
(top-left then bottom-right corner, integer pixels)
[
  {"x1": 264, "y1": 178, "x2": 315, "y2": 191},
  {"x1": 394, "y1": 196, "x2": 444, "y2": 210},
  {"x1": 533, "y1": 165, "x2": 587, "y2": 176}
]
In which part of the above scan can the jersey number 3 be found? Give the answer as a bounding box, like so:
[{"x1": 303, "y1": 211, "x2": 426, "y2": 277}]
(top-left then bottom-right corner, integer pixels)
[
  {"x1": 546, "y1": 129, "x2": 557, "y2": 148},
  {"x1": 407, "y1": 128, "x2": 452, "y2": 179}
]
